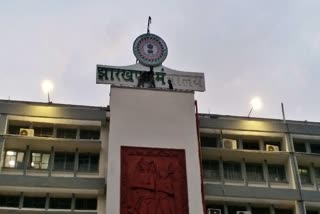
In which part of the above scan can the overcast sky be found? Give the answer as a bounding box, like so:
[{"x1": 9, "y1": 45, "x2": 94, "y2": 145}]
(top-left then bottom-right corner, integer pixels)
[{"x1": 1, "y1": 1, "x2": 320, "y2": 121}]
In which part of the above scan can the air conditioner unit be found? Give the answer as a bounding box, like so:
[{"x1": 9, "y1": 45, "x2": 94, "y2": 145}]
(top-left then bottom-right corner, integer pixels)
[
  {"x1": 236, "y1": 211, "x2": 251, "y2": 214},
  {"x1": 207, "y1": 208, "x2": 221, "y2": 214},
  {"x1": 266, "y1": 144, "x2": 279, "y2": 152},
  {"x1": 19, "y1": 128, "x2": 34, "y2": 137},
  {"x1": 222, "y1": 139, "x2": 237, "y2": 149}
]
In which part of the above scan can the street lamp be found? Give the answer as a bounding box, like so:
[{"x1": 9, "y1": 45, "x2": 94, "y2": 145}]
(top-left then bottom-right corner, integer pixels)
[
  {"x1": 248, "y1": 97, "x2": 263, "y2": 117},
  {"x1": 41, "y1": 80, "x2": 54, "y2": 103}
]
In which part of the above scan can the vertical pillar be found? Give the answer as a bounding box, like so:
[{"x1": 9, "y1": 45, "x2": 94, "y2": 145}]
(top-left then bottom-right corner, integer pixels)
[
  {"x1": 45, "y1": 193, "x2": 50, "y2": 210},
  {"x1": 295, "y1": 201, "x2": 306, "y2": 214},
  {"x1": 218, "y1": 130, "x2": 223, "y2": 148},
  {"x1": 219, "y1": 157, "x2": 225, "y2": 185},
  {"x1": 74, "y1": 148, "x2": 79, "y2": 177},
  {"x1": 71, "y1": 193, "x2": 76, "y2": 211},
  {"x1": 23, "y1": 145, "x2": 30, "y2": 175},
  {"x1": 270, "y1": 205, "x2": 275, "y2": 214},
  {"x1": 242, "y1": 158, "x2": 247, "y2": 186},
  {"x1": 246, "y1": 203, "x2": 251, "y2": 212},
  {"x1": 305, "y1": 142, "x2": 311, "y2": 153},
  {"x1": 312, "y1": 162, "x2": 319, "y2": 191},
  {"x1": 19, "y1": 192, "x2": 24, "y2": 209},
  {"x1": 310, "y1": 163, "x2": 317, "y2": 190},
  {"x1": 0, "y1": 114, "x2": 7, "y2": 171},
  {"x1": 259, "y1": 138, "x2": 264, "y2": 151},
  {"x1": 76, "y1": 127, "x2": 80, "y2": 140},
  {"x1": 0, "y1": 136, "x2": 5, "y2": 172},
  {"x1": 238, "y1": 138, "x2": 243, "y2": 150},
  {"x1": 0, "y1": 114, "x2": 8, "y2": 134},
  {"x1": 48, "y1": 146, "x2": 54, "y2": 177},
  {"x1": 52, "y1": 125, "x2": 57, "y2": 138},
  {"x1": 223, "y1": 203, "x2": 228, "y2": 214},
  {"x1": 262, "y1": 160, "x2": 270, "y2": 188}
]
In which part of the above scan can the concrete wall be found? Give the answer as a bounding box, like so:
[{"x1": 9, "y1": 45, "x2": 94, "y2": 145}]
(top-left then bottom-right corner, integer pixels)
[
  {"x1": 0, "y1": 114, "x2": 8, "y2": 134},
  {"x1": 200, "y1": 115, "x2": 320, "y2": 136},
  {"x1": 0, "y1": 100, "x2": 106, "y2": 121},
  {"x1": 0, "y1": 174, "x2": 105, "y2": 189},
  {"x1": 205, "y1": 183, "x2": 300, "y2": 200},
  {"x1": 106, "y1": 87, "x2": 204, "y2": 214}
]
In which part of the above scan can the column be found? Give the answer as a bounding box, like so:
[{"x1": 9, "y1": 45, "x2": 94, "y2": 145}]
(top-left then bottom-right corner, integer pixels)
[
  {"x1": 219, "y1": 157, "x2": 225, "y2": 185},
  {"x1": 48, "y1": 146, "x2": 54, "y2": 177},
  {"x1": 0, "y1": 114, "x2": 8, "y2": 134},
  {"x1": 263, "y1": 159, "x2": 270, "y2": 188},
  {"x1": 74, "y1": 148, "x2": 79, "y2": 177},
  {"x1": 242, "y1": 158, "x2": 247, "y2": 186},
  {"x1": 295, "y1": 201, "x2": 306, "y2": 214},
  {"x1": 23, "y1": 145, "x2": 30, "y2": 175}
]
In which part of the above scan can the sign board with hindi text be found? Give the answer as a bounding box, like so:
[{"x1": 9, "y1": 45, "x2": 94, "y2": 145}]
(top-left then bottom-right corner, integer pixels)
[{"x1": 96, "y1": 63, "x2": 205, "y2": 92}]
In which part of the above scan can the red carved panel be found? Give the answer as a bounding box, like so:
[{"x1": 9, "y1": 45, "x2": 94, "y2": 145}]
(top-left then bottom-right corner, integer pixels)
[{"x1": 121, "y1": 146, "x2": 189, "y2": 214}]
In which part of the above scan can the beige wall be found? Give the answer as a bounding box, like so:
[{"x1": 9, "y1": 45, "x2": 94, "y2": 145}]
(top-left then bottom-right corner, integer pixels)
[{"x1": 106, "y1": 87, "x2": 204, "y2": 214}]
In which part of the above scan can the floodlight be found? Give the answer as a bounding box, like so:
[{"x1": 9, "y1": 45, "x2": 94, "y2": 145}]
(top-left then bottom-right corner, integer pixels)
[
  {"x1": 41, "y1": 80, "x2": 54, "y2": 103},
  {"x1": 248, "y1": 97, "x2": 263, "y2": 117}
]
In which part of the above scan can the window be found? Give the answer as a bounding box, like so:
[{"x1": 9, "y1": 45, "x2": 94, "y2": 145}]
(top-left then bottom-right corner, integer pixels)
[
  {"x1": 202, "y1": 160, "x2": 220, "y2": 180},
  {"x1": 78, "y1": 153, "x2": 99, "y2": 172},
  {"x1": 34, "y1": 127, "x2": 53, "y2": 137},
  {"x1": 0, "y1": 195, "x2": 20, "y2": 207},
  {"x1": 75, "y1": 198, "x2": 97, "y2": 210},
  {"x1": 7, "y1": 124, "x2": 29, "y2": 135},
  {"x1": 274, "y1": 208, "x2": 293, "y2": 214},
  {"x1": 227, "y1": 206, "x2": 246, "y2": 214},
  {"x1": 57, "y1": 128, "x2": 77, "y2": 139},
  {"x1": 242, "y1": 140, "x2": 260, "y2": 150},
  {"x1": 224, "y1": 162, "x2": 242, "y2": 180},
  {"x1": 54, "y1": 152, "x2": 75, "y2": 171},
  {"x1": 201, "y1": 136, "x2": 218, "y2": 148},
  {"x1": 294, "y1": 142, "x2": 306, "y2": 153},
  {"x1": 246, "y1": 163, "x2": 264, "y2": 182},
  {"x1": 30, "y1": 152, "x2": 50, "y2": 170},
  {"x1": 4, "y1": 150, "x2": 24, "y2": 169},
  {"x1": 80, "y1": 129, "x2": 100, "y2": 140},
  {"x1": 268, "y1": 165, "x2": 286, "y2": 182},
  {"x1": 49, "y1": 197, "x2": 72, "y2": 209},
  {"x1": 23, "y1": 196, "x2": 46, "y2": 208},
  {"x1": 251, "y1": 207, "x2": 270, "y2": 214},
  {"x1": 310, "y1": 144, "x2": 320, "y2": 154},
  {"x1": 299, "y1": 166, "x2": 312, "y2": 184}
]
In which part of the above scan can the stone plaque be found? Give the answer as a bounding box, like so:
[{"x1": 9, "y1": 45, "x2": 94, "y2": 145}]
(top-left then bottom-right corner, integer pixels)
[{"x1": 120, "y1": 146, "x2": 189, "y2": 214}]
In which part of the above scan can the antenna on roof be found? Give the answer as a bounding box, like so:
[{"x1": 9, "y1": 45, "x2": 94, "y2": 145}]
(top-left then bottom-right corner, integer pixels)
[{"x1": 281, "y1": 102, "x2": 286, "y2": 122}]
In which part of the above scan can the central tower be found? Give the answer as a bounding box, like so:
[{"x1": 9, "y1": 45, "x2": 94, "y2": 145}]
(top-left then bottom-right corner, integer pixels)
[{"x1": 97, "y1": 21, "x2": 206, "y2": 214}]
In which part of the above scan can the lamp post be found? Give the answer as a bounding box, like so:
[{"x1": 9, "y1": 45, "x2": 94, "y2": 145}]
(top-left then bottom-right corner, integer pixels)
[
  {"x1": 248, "y1": 97, "x2": 263, "y2": 117},
  {"x1": 41, "y1": 80, "x2": 54, "y2": 103}
]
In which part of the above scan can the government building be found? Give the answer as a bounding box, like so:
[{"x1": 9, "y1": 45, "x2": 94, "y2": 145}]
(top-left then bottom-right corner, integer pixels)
[
  {"x1": 0, "y1": 26, "x2": 319, "y2": 214},
  {"x1": 1, "y1": 99, "x2": 320, "y2": 214}
]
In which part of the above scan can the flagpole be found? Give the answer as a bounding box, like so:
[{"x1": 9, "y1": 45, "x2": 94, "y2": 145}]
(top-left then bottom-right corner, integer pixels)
[{"x1": 147, "y1": 16, "x2": 152, "y2": 33}]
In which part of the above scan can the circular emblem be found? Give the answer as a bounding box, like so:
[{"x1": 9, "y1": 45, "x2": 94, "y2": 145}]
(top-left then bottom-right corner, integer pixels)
[{"x1": 133, "y1": 33, "x2": 168, "y2": 67}]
